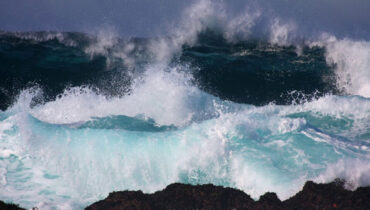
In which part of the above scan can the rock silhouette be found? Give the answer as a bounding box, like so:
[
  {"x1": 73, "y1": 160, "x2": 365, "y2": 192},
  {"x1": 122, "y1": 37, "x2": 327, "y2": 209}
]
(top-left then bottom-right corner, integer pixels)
[
  {"x1": 86, "y1": 179, "x2": 370, "y2": 210},
  {"x1": 2, "y1": 179, "x2": 369, "y2": 209}
]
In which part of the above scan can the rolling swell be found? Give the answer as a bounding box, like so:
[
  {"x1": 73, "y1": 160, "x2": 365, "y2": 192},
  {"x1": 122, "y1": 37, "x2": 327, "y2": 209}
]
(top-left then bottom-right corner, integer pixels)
[
  {"x1": 0, "y1": 31, "x2": 132, "y2": 110},
  {"x1": 181, "y1": 32, "x2": 338, "y2": 105},
  {"x1": 0, "y1": 31, "x2": 339, "y2": 110},
  {"x1": 0, "y1": 30, "x2": 369, "y2": 209}
]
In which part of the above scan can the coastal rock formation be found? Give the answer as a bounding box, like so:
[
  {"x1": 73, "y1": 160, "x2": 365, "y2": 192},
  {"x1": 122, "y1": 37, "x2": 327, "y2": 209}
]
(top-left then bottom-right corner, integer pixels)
[
  {"x1": 86, "y1": 179, "x2": 370, "y2": 210},
  {"x1": 0, "y1": 200, "x2": 24, "y2": 210},
  {"x1": 2, "y1": 179, "x2": 369, "y2": 209}
]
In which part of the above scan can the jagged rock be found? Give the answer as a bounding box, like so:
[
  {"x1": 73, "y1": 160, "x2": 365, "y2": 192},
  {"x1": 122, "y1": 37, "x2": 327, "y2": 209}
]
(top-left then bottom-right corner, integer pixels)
[
  {"x1": 284, "y1": 179, "x2": 370, "y2": 209},
  {"x1": 0, "y1": 200, "x2": 24, "y2": 210},
  {"x1": 2, "y1": 179, "x2": 370, "y2": 210},
  {"x1": 86, "y1": 180, "x2": 370, "y2": 210},
  {"x1": 86, "y1": 191, "x2": 151, "y2": 210},
  {"x1": 86, "y1": 183, "x2": 255, "y2": 210},
  {"x1": 254, "y1": 192, "x2": 283, "y2": 210}
]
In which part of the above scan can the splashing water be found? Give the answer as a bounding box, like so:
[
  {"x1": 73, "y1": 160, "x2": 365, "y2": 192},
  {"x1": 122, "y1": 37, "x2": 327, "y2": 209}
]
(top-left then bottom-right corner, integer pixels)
[{"x1": 0, "y1": 1, "x2": 370, "y2": 209}]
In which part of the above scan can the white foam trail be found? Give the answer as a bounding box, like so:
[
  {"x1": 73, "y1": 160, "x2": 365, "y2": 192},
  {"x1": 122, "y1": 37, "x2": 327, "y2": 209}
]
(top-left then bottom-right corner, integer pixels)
[
  {"x1": 309, "y1": 34, "x2": 370, "y2": 98},
  {"x1": 148, "y1": 0, "x2": 260, "y2": 62},
  {"x1": 286, "y1": 94, "x2": 370, "y2": 119},
  {"x1": 84, "y1": 29, "x2": 119, "y2": 58},
  {"x1": 223, "y1": 7, "x2": 260, "y2": 42},
  {"x1": 269, "y1": 18, "x2": 296, "y2": 46},
  {"x1": 26, "y1": 65, "x2": 219, "y2": 127},
  {"x1": 83, "y1": 28, "x2": 138, "y2": 70},
  {"x1": 315, "y1": 159, "x2": 370, "y2": 190},
  {"x1": 11, "y1": 31, "x2": 78, "y2": 47},
  {"x1": 2, "y1": 92, "x2": 370, "y2": 208},
  {"x1": 1, "y1": 2, "x2": 370, "y2": 208},
  {"x1": 148, "y1": 0, "x2": 221, "y2": 62}
]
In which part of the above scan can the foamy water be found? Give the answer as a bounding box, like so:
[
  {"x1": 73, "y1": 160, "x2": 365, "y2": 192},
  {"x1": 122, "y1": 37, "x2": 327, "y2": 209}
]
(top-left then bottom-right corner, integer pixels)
[{"x1": 0, "y1": 0, "x2": 370, "y2": 209}]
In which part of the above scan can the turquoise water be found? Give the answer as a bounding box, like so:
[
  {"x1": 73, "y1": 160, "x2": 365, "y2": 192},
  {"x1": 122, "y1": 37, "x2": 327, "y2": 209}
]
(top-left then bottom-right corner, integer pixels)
[
  {"x1": 1, "y1": 90, "x2": 369, "y2": 208},
  {"x1": 1, "y1": 2, "x2": 370, "y2": 208}
]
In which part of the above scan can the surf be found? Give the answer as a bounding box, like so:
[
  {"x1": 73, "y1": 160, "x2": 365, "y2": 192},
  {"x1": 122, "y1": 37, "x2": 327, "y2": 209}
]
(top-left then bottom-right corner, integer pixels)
[{"x1": 0, "y1": 0, "x2": 370, "y2": 209}]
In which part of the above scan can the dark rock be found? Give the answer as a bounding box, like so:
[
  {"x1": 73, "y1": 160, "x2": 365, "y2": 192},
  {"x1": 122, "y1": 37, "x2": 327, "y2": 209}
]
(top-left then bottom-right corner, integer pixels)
[
  {"x1": 86, "y1": 183, "x2": 255, "y2": 210},
  {"x1": 85, "y1": 191, "x2": 151, "y2": 210},
  {"x1": 86, "y1": 180, "x2": 370, "y2": 210},
  {"x1": 284, "y1": 179, "x2": 370, "y2": 210},
  {"x1": 2, "y1": 179, "x2": 369, "y2": 210},
  {"x1": 150, "y1": 183, "x2": 255, "y2": 210},
  {"x1": 254, "y1": 192, "x2": 283, "y2": 210},
  {"x1": 0, "y1": 200, "x2": 25, "y2": 210}
]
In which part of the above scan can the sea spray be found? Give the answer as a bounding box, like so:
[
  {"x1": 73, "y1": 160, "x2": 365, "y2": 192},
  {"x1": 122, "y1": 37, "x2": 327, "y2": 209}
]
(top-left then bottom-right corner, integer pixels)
[{"x1": 0, "y1": 1, "x2": 370, "y2": 209}]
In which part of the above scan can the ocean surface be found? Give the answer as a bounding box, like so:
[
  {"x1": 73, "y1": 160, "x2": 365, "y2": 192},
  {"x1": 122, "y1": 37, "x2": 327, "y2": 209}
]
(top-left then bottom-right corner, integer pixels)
[{"x1": 1, "y1": 3, "x2": 370, "y2": 209}]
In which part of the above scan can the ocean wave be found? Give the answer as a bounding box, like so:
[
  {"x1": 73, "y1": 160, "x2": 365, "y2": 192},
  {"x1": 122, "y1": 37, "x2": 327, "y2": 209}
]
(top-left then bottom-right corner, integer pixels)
[
  {"x1": 1, "y1": 29, "x2": 359, "y2": 109},
  {"x1": 1, "y1": 0, "x2": 370, "y2": 209},
  {"x1": 0, "y1": 91, "x2": 369, "y2": 208}
]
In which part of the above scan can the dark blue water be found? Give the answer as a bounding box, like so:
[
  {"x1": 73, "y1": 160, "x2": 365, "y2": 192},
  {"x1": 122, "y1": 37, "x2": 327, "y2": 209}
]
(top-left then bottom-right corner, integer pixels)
[
  {"x1": 0, "y1": 30, "x2": 369, "y2": 209},
  {"x1": 0, "y1": 31, "x2": 338, "y2": 110}
]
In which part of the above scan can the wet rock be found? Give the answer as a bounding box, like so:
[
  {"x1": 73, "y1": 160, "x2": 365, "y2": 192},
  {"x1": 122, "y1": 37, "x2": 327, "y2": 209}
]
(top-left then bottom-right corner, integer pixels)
[
  {"x1": 0, "y1": 200, "x2": 25, "y2": 210},
  {"x1": 3, "y1": 179, "x2": 370, "y2": 210},
  {"x1": 284, "y1": 179, "x2": 370, "y2": 209},
  {"x1": 86, "y1": 183, "x2": 255, "y2": 210},
  {"x1": 86, "y1": 179, "x2": 370, "y2": 210},
  {"x1": 254, "y1": 192, "x2": 283, "y2": 210}
]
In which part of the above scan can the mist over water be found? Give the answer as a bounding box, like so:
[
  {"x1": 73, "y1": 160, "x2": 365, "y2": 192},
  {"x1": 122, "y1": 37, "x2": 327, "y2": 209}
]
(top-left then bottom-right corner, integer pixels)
[{"x1": 0, "y1": 0, "x2": 370, "y2": 209}]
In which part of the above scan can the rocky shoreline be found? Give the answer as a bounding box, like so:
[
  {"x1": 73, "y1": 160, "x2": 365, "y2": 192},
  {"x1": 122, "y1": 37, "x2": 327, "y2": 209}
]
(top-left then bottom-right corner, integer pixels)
[
  {"x1": 3, "y1": 179, "x2": 370, "y2": 209},
  {"x1": 85, "y1": 179, "x2": 370, "y2": 210}
]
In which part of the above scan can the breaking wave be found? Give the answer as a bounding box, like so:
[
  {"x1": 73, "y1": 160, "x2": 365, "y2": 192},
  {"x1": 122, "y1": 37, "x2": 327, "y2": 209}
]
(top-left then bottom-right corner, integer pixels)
[{"x1": 0, "y1": 0, "x2": 369, "y2": 209}]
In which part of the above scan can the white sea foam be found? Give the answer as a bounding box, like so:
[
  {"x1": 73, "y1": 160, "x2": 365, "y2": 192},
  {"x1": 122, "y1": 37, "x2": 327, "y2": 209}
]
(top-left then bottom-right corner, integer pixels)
[
  {"x1": 84, "y1": 29, "x2": 119, "y2": 61},
  {"x1": 148, "y1": 0, "x2": 261, "y2": 62},
  {"x1": 12, "y1": 31, "x2": 78, "y2": 47},
  {"x1": 1, "y1": 1, "x2": 370, "y2": 209},
  {"x1": 315, "y1": 159, "x2": 370, "y2": 190},
  {"x1": 83, "y1": 28, "x2": 139, "y2": 70},
  {"x1": 25, "y1": 65, "x2": 218, "y2": 127},
  {"x1": 269, "y1": 18, "x2": 296, "y2": 46},
  {"x1": 1, "y1": 90, "x2": 370, "y2": 208},
  {"x1": 308, "y1": 34, "x2": 370, "y2": 98}
]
